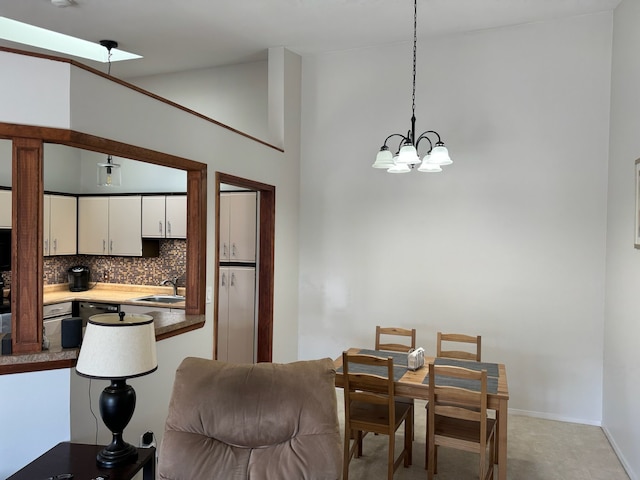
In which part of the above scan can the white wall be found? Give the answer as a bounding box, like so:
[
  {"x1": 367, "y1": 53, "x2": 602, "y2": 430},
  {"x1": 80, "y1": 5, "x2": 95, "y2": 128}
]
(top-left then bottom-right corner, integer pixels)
[
  {"x1": 604, "y1": 0, "x2": 640, "y2": 477},
  {"x1": 0, "y1": 369, "x2": 70, "y2": 479},
  {"x1": 299, "y1": 12, "x2": 612, "y2": 425},
  {"x1": 0, "y1": 47, "x2": 301, "y2": 476},
  {"x1": 130, "y1": 61, "x2": 269, "y2": 143}
]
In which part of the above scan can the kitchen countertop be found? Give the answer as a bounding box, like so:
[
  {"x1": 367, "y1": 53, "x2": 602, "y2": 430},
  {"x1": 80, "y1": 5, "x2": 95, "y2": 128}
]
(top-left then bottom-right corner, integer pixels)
[
  {"x1": 43, "y1": 282, "x2": 187, "y2": 308},
  {"x1": 0, "y1": 283, "x2": 205, "y2": 375}
]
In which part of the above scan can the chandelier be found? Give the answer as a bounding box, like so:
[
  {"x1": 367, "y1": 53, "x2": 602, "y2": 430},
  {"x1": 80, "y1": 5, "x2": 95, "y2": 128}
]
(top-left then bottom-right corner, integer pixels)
[{"x1": 372, "y1": 0, "x2": 452, "y2": 174}]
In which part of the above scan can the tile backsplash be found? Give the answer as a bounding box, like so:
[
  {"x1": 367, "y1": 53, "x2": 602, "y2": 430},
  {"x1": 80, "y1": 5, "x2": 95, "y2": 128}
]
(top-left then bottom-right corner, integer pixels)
[{"x1": 43, "y1": 238, "x2": 187, "y2": 287}]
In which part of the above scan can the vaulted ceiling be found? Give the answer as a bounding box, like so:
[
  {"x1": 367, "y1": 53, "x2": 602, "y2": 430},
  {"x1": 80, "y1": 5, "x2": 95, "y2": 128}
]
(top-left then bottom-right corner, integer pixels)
[{"x1": 0, "y1": 0, "x2": 621, "y2": 79}]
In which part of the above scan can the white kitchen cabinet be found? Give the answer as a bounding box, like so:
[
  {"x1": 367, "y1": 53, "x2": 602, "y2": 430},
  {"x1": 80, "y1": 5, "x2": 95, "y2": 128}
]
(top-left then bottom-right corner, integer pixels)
[
  {"x1": 44, "y1": 194, "x2": 77, "y2": 256},
  {"x1": 142, "y1": 196, "x2": 165, "y2": 238},
  {"x1": 0, "y1": 190, "x2": 11, "y2": 228},
  {"x1": 78, "y1": 197, "x2": 109, "y2": 254},
  {"x1": 217, "y1": 266, "x2": 256, "y2": 363},
  {"x1": 219, "y1": 192, "x2": 256, "y2": 263},
  {"x1": 142, "y1": 195, "x2": 186, "y2": 239},
  {"x1": 165, "y1": 195, "x2": 187, "y2": 238},
  {"x1": 78, "y1": 196, "x2": 142, "y2": 256}
]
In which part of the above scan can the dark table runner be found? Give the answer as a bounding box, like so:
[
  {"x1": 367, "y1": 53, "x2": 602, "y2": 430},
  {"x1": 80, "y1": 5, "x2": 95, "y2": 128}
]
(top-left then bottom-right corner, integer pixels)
[
  {"x1": 423, "y1": 357, "x2": 499, "y2": 393},
  {"x1": 434, "y1": 357, "x2": 499, "y2": 377},
  {"x1": 336, "y1": 349, "x2": 408, "y2": 381}
]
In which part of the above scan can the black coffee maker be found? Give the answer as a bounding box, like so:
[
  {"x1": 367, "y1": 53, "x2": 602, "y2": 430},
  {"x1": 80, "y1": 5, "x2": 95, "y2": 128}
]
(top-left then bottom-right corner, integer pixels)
[{"x1": 68, "y1": 265, "x2": 90, "y2": 292}]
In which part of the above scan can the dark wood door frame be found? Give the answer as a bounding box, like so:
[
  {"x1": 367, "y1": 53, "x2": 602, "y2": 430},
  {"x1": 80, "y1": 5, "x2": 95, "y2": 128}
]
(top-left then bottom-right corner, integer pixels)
[{"x1": 215, "y1": 172, "x2": 275, "y2": 362}]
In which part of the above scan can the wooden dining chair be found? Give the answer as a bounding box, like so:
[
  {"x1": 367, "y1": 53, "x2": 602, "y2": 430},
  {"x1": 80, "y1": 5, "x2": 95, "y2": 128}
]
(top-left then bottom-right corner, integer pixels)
[
  {"x1": 375, "y1": 326, "x2": 416, "y2": 352},
  {"x1": 437, "y1": 332, "x2": 482, "y2": 361},
  {"x1": 342, "y1": 351, "x2": 413, "y2": 480},
  {"x1": 426, "y1": 362, "x2": 496, "y2": 480}
]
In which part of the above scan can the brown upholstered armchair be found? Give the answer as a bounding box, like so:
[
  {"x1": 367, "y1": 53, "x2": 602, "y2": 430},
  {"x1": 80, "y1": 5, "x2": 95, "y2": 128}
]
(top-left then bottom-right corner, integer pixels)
[{"x1": 158, "y1": 356, "x2": 342, "y2": 480}]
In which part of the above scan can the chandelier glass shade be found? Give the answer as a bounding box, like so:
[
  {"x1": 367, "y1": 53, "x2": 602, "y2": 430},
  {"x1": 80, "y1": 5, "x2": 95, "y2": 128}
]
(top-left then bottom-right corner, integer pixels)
[{"x1": 372, "y1": 0, "x2": 452, "y2": 174}]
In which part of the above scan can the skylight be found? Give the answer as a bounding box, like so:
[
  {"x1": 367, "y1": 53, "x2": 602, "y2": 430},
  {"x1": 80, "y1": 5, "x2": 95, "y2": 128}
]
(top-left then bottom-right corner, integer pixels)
[{"x1": 0, "y1": 16, "x2": 142, "y2": 62}]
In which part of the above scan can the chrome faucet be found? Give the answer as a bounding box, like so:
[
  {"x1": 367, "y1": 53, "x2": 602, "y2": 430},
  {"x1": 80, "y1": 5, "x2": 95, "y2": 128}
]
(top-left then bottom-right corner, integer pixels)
[{"x1": 161, "y1": 276, "x2": 180, "y2": 297}]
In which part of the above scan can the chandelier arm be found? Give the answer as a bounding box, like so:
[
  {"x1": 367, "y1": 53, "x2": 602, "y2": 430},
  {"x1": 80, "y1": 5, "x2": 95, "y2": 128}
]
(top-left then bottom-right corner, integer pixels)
[
  {"x1": 417, "y1": 130, "x2": 442, "y2": 144},
  {"x1": 382, "y1": 133, "x2": 410, "y2": 150},
  {"x1": 415, "y1": 134, "x2": 433, "y2": 154}
]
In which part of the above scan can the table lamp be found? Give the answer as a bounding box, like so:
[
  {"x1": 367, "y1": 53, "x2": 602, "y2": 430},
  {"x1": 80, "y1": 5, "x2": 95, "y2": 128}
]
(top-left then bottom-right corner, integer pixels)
[{"x1": 75, "y1": 312, "x2": 157, "y2": 468}]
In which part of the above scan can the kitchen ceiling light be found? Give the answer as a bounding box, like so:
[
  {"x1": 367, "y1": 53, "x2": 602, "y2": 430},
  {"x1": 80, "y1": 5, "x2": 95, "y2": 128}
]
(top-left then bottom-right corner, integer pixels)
[
  {"x1": 97, "y1": 155, "x2": 121, "y2": 187},
  {"x1": 372, "y1": 0, "x2": 452, "y2": 174},
  {"x1": 0, "y1": 16, "x2": 142, "y2": 63},
  {"x1": 96, "y1": 41, "x2": 122, "y2": 187}
]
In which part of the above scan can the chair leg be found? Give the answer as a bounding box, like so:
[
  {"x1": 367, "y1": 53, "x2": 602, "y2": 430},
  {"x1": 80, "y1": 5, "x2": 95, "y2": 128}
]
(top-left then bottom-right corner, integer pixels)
[
  {"x1": 405, "y1": 407, "x2": 413, "y2": 466},
  {"x1": 427, "y1": 439, "x2": 435, "y2": 480},
  {"x1": 343, "y1": 426, "x2": 351, "y2": 480},
  {"x1": 387, "y1": 430, "x2": 395, "y2": 480}
]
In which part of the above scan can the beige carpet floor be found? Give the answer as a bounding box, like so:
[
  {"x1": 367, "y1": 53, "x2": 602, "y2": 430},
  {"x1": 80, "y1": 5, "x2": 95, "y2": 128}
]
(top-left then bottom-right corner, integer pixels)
[{"x1": 337, "y1": 391, "x2": 629, "y2": 480}]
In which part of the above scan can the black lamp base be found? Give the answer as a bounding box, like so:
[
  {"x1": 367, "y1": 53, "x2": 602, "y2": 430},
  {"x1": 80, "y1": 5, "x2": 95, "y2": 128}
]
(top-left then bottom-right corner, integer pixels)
[
  {"x1": 97, "y1": 441, "x2": 138, "y2": 468},
  {"x1": 97, "y1": 379, "x2": 138, "y2": 468}
]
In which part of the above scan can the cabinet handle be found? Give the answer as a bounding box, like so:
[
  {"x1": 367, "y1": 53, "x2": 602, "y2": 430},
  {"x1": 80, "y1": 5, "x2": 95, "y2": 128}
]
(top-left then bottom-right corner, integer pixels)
[
  {"x1": 44, "y1": 238, "x2": 48, "y2": 254},
  {"x1": 103, "y1": 239, "x2": 106, "y2": 253},
  {"x1": 110, "y1": 240, "x2": 113, "y2": 253},
  {"x1": 221, "y1": 272, "x2": 227, "y2": 287},
  {"x1": 53, "y1": 238, "x2": 57, "y2": 253},
  {"x1": 167, "y1": 221, "x2": 172, "y2": 235},
  {"x1": 159, "y1": 221, "x2": 163, "y2": 234},
  {"x1": 231, "y1": 272, "x2": 236, "y2": 286},
  {"x1": 232, "y1": 243, "x2": 237, "y2": 258},
  {"x1": 223, "y1": 243, "x2": 228, "y2": 258}
]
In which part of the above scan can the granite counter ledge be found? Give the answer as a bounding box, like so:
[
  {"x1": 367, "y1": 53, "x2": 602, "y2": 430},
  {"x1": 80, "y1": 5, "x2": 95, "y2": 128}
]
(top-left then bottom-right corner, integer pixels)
[{"x1": 0, "y1": 312, "x2": 205, "y2": 375}]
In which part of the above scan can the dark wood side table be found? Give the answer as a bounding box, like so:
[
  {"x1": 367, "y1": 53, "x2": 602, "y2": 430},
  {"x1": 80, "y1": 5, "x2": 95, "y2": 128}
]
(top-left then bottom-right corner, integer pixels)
[{"x1": 7, "y1": 442, "x2": 156, "y2": 480}]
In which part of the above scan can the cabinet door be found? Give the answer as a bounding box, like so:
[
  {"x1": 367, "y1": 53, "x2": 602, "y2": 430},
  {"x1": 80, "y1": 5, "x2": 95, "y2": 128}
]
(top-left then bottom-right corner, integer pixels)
[
  {"x1": 218, "y1": 267, "x2": 256, "y2": 363},
  {"x1": 142, "y1": 196, "x2": 165, "y2": 238},
  {"x1": 219, "y1": 194, "x2": 231, "y2": 261},
  {"x1": 109, "y1": 196, "x2": 142, "y2": 256},
  {"x1": 49, "y1": 195, "x2": 77, "y2": 255},
  {"x1": 165, "y1": 195, "x2": 187, "y2": 238},
  {"x1": 43, "y1": 194, "x2": 51, "y2": 256},
  {"x1": 228, "y1": 192, "x2": 257, "y2": 262},
  {"x1": 0, "y1": 190, "x2": 11, "y2": 228},
  {"x1": 78, "y1": 197, "x2": 109, "y2": 255},
  {"x1": 217, "y1": 267, "x2": 230, "y2": 361}
]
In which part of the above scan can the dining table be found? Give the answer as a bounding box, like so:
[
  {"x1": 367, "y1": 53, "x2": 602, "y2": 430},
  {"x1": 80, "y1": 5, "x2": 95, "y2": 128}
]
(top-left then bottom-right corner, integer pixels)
[{"x1": 334, "y1": 347, "x2": 510, "y2": 480}]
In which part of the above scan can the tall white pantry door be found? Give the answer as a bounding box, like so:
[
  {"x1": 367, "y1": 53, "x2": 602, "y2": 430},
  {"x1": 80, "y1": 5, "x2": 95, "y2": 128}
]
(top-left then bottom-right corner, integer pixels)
[{"x1": 218, "y1": 266, "x2": 256, "y2": 363}]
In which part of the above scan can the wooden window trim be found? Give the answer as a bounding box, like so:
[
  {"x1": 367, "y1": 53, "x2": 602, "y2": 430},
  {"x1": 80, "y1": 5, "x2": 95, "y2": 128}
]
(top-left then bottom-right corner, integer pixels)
[{"x1": 0, "y1": 124, "x2": 207, "y2": 369}]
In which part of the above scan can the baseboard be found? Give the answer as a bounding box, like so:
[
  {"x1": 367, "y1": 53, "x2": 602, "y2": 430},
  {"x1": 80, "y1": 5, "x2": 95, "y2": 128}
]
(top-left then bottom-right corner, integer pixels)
[
  {"x1": 602, "y1": 425, "x2": 637, "y2": 480},
  {"x1": 508, "y1": 408, "x2": 601, "y2": 427}
]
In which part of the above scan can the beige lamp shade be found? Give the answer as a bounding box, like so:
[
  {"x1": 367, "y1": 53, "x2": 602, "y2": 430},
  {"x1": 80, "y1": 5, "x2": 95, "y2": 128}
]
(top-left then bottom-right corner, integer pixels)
[{"x1": 76, "y1": 313, "x2": 157, "y2": 379}]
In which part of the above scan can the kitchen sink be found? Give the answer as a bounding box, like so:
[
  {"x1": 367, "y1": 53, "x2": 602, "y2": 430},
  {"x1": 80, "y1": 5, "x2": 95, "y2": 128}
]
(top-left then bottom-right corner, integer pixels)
[{"x1": 133, "y1": 295, "x2": 186, "y2": 304}]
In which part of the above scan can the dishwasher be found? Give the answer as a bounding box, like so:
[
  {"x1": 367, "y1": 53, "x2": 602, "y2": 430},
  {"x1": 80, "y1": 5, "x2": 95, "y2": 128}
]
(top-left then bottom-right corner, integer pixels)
[
  {"x1": 76, "y1": 301, "x2": 120, "y2": 326},
  {"x1": 43, "y1": 301, "x2": 74, "y2": 341}
]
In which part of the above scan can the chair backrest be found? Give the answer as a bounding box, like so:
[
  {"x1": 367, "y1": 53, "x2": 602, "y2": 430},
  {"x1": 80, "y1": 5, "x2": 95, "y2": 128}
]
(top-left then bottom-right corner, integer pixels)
[
  {"x1": 159, "y1": 356, "x2": 342, "y2": 480},
  {"x1": 437, "y1": 332, "x2": 481, "y2": 361},
  {"x1": 427, "y1": 363, "x2": 494, "y2": 480},
  {"x1": 428, "y1": 362, "x2": 487, "y2": 418},
  {"x1": 375, "y1": 326, "x2": 416, "y2": 353},
  {"x1": 342, "y1": 352, "x2": 396, "y2": 429}
]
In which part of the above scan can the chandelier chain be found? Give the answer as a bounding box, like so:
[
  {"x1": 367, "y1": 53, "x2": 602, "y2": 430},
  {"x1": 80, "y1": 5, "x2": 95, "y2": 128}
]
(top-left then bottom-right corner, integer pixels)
[{"x1": 411, "y1": 0, "x2": 417, "y2": 121}]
